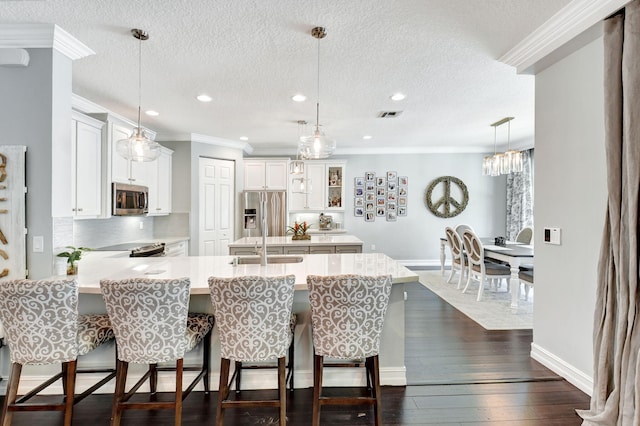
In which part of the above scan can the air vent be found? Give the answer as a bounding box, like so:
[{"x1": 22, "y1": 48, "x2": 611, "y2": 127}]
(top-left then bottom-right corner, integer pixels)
[{"x1": 378, "y1": 111, "x2": 403, "y2": 118}]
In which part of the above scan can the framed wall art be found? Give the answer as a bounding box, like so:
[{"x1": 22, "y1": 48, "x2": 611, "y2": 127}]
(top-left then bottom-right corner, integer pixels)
[{"x1": 353, "y1": 170, "x2": 409, "y2": 221}]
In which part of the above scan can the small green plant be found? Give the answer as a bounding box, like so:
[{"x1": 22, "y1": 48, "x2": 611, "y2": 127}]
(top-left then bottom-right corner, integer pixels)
[{"x1": 57, "y1": 246, "x2": 92, "y2": 264}]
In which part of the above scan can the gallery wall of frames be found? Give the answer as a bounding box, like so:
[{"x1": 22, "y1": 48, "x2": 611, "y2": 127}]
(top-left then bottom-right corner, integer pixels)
[{"x1": 354, "y1": 171, "x2": 408, "y2": 222}]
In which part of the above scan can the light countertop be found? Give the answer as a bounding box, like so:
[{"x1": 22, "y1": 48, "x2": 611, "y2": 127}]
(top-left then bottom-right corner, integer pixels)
[
  {"x1": 229, "y1": 235, "x2": 363, "y2": 247},
  {"x1": 75, "y1": 252, "x2": 417, "y2": 294}
]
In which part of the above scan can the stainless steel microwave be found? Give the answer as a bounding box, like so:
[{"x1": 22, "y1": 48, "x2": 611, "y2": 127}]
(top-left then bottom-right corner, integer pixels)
[{"x1": 112, "y1": 182, "x2": 148, "y2": 216}]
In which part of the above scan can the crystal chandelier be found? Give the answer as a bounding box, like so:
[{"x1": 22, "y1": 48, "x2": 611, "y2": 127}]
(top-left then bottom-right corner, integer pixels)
[
  {"x1": 116, "y1": 29, "x2": 161, "y2": 162},
  {"x1": 299, "y1": 26, "x2": 336, "y2": 160},
  {"x1": 482, "y1": 117, "x2": 523, "y2": 176}
]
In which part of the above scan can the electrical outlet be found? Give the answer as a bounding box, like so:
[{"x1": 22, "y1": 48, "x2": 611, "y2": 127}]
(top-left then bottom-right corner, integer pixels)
[{"x1": 371, "y1": 244, "x2": 376, "y2": 251}]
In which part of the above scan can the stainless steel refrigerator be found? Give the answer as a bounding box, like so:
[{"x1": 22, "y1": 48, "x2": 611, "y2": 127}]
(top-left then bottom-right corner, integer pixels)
[{"x1": 242, "y1": 191, "x2": 287, "y2": 238}]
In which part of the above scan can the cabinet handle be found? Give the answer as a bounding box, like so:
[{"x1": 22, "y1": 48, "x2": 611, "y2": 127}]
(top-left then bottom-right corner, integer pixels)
[
  {"x1": 156, "y1": 208, "x2": 162, "y2": 211},
  {"x1": 129, "y1": 178, "x2": 136, "y2": 182},
  {"x1": 77, "y1": 208, "x2": 83, "y2": 212},
  {"x1": 71, "y1": 208, "x2": 76, "y2": 212}
]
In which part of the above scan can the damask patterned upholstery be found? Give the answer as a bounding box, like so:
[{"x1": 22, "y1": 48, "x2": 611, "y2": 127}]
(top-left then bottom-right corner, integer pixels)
[
  {"x1": 306, "y1": 274, "x2": 393, "y2": 359},
  {"x1": 77, "y1": 314, "x2": 115, "y2": 356},
  {"x1": 100, "y1": 277, "x2": 200, "y2": 364},
  {"x1": 0, "y1": 279, "x2": 79, "y2": 365},
  {"x1": 185, "y1": 312, "x2": 216, "y2": 352},
  {"x1": 208, "y1": 275, "x2": 295, "y2": 362}
]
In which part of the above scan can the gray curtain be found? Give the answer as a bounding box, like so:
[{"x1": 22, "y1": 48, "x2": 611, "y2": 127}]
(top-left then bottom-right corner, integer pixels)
[
  {"x1": 505, "y1": 149, "x2": 533, "y2": 240},
  {"x1": 578, "y1": 3, "x2": 640, "y2": 424}
]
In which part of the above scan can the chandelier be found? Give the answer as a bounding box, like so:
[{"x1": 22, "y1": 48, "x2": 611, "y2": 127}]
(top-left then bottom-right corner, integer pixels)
[
  {"x1": 299, "y1": 26, "x2": 336, "y2": 159},
  {"x1": 116, "y1": 29, "x2": 161, "y2": 162},
  {"x1": 482, "y1": 117, "x2": 523, "y2": 176}
]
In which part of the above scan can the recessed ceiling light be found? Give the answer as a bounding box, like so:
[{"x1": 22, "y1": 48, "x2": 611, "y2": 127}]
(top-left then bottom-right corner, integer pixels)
[
  {"x1": 390, "y1": 93, "x2": 406, "y2": 101},
  {"x1": 145, "y1": 110, "x2": 159, "y2": 116},
  {"x1": 196, "y1": 94, "x2": 212, "y2": 102},
  {"x1": 363, "y1": 135, "x2": 372, "y2": 140},
  {"x1": 239, "y1": 136, "x2": 249, "y2": 141},
  {"x1": 291, "y1": 94, "x2": 306, "y2": 102}
]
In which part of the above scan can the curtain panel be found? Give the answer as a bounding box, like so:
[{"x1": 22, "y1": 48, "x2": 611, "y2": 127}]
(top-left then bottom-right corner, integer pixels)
[
  {"x1": 579, "y1": 2, "x2": 640, "y2": 424},
  {"x1": 505, "y1": 148, "x2": 533, "y2": 241}
]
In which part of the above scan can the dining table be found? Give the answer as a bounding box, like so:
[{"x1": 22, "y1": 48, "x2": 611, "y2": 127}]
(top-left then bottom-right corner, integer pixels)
[{"x1": 440, "y1": 236, "x2": 534, "y2": 308}]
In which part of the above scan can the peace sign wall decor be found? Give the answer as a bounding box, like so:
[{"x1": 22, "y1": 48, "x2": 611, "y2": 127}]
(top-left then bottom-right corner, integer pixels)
[
  {"x1": 425, "y1": 176, "x2": 468, "y2": 218},
  {"x1": 354, "y1": 171, "x2": 408, "y2": 222}
]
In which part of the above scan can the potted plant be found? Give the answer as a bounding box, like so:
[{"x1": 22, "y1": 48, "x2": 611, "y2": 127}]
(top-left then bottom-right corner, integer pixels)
[
  {"x1": 57, "y1": 246, "x2": 92, "y2": 275},
  {"x1": 287, "y1": 221, "x2": 311, "y2": 240}
]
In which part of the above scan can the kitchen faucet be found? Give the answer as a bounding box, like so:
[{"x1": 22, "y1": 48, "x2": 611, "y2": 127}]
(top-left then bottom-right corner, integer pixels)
[{"x1": 259, "y1": 191, "x2": 268, "y2": 266}]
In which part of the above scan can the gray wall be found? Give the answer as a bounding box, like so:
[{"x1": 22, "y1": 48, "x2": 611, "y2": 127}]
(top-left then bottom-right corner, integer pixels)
[
  {"x1": 533, "y1": 36, "x2": 605, "y2": 391},
  {"x1": 334, "y1": 153, "x2": 507, "y2": 263},
  {"x1": 0, "y1": 48, "x2": 72, "y2": 278}
]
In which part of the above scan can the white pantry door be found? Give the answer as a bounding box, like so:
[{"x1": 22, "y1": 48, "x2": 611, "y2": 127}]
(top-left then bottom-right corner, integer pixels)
[{"x1": 199, "y1": 157, "x2": 235, "y2": 255}]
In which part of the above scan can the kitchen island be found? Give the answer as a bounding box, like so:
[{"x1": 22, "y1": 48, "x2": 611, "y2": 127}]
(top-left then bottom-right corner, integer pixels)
[
  {"x1": 228, "y1": 234, "x2": 363, "y2": 255},
  {"x1": 19, "y1": 252, "x2": 416, "y2": 395}
]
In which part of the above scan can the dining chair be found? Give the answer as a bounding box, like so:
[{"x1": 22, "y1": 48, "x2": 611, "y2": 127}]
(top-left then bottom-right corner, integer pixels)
[
  {"x1": 445, "y1": 226, "x2": 467, "y2": 289},
  {"x1": 100, "y1": 277, "x2": 214, "y2": 426},
  {"x1": 461, "y1": 230, "x2": 512, "y2": 301},
  {"x1": 0, "y1": 278, "x2": 116, "y2": 426},
  {"x1": 307, "y1": 274, "x2": 393, "y2": 426},
  {"x1": 519, "y1": 266, "x2": 534, "y2": 301},
  {"x1": 454, "y1": 223, "x2": 475, "y2": 240},
  {"x1": 208, "y1": 275, "x2": 296, "y2": 426},
  {"x1": 515, "y1": 227, "x2": 533, "y2": 244}
]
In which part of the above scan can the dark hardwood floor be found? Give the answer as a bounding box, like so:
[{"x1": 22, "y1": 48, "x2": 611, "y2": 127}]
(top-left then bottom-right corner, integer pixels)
[{"x1": 0, "y1": 281, "x2": 590, "y2": 425}]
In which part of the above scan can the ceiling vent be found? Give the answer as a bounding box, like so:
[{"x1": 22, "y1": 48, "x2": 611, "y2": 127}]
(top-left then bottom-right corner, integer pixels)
[{"x1": 378, "y1": 111, "x2": 403, "y2": 118}]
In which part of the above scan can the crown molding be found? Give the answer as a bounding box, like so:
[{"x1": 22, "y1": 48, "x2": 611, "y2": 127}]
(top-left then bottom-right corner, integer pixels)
[
  {"x1": 500, "y1": 0, "x2": 629, "y2": 74},
  {"x1": 0, "y1": 23, "x2": 94, "y2": 60}
]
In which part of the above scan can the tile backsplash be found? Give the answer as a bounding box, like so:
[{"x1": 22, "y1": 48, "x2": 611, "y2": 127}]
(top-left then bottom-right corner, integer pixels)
[{"x1": 72, "y1": 216, "x2": 154, "y2": 249}]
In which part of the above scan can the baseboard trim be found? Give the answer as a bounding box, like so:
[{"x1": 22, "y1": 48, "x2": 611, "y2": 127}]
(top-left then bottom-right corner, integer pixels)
[
  {"x1": 397, "y1": 259, "x2": 442, "y2": 268},
  {"x1": 531, "y1": 342, "x2": 593, "y2": 396},
  {"x1": 11, "y1": 366, "x2": 407, "y2": 395}
]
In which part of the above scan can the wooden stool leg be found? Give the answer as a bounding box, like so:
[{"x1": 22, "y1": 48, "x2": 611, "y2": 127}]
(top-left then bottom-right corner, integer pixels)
[
  {"x1": 371, "y1": 355, "x2": 382, "y2": 426},
  {"x1": 112, "y1": 359, "x2": 128, "y2": 426},
  {"x1": 203, "y1": 330, "x2": 212, "y2": 393},
  {"x1": 149, "y1": 363, "x2": 158, "y2": 394},
  {"x1": 63, "y1": 361, "x2": 77, "y2": 426},
  {"x1": 234, "y1": 360, "x2": 242, "y2": 393},
  {"x1": 174, "y1": 359, "x2": 183, "y2": 426},
  {"x1": 312, "y1": 354, "x2": 323, "y2": 426},
  {"x1": 288, "y1": 335, "x2": 295, "y2": 390},
  {"x1": 278, "y1": 357, "x2": 286, "y2": 426},
  {"x1": 216, "y1": 358, "x2": 230, "y2": 426},
  {"x1": 1, "y1": 363, "x2": 21, "y2": 426}
]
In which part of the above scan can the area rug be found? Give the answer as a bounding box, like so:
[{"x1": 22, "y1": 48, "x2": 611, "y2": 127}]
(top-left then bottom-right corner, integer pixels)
[{"x1": 417, "y1": 271, "x2": 533, "y2": 330}]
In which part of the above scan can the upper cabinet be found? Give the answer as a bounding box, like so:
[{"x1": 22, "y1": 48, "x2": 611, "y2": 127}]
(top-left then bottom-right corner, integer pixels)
[
  {"x1": 289, "y1": 161, "x2": 345, "y2": 212},
  {"x1": 147, "y1": 147, "x2": 173, "y2": 216},
  {"x1": 244, "y1": 159, "x2": 288, "y2": 190},
  {"x1": 68, "y1": 112, "x2": 105, "y2": 218}
]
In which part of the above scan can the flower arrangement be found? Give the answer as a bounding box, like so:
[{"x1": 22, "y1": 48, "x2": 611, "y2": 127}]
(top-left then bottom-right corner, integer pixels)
[
  {"x1": 57, "y1": 246, "x2": 92, "y2": 275},
  {"x1": 287, "y1": 221, "x2": 311, "y2": 240}
]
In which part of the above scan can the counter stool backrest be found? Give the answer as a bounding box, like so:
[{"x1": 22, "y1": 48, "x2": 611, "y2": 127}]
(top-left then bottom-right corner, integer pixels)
[
  {"x1": 208, "y1": 275, "x2": 295, "y2": 362},
  {"x1": 100, "y1": 277, "x2": 190, "y2": 364},
  {"x1": 307, "y1": 274, "x2": 392, "y2": 359},
  {"x1": 0, "y1": 279, "x2": 78, "y2": 365}
]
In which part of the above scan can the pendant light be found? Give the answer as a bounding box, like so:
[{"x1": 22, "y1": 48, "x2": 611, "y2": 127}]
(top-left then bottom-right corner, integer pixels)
[
  {"x1": 483, "y1": 117, "x2": 523, "y2": 176},
  {"x1": 289, "y1": 120, "x2": 306, "y2": 175},
  {"x1": 116, "y1": 29, "x2": 161, "y2": 162},
  {"x1": 500, "y1": 118, "x2": 524, "y2": 174},
  {"x1": 299, "y1": 26, "x2": 336, "y2": 160}
]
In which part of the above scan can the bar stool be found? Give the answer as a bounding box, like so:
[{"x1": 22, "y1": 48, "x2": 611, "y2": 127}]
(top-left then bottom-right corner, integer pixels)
[
  {"x1": 307, "y1": 274, "x2": 393, "y2": 426},
  {"x1": 208, "y1": 275, "x2": 295, "y2": 426},
  {"x1": 100, "y1": 277, "x2": 214, "y2": 426},
  {"x1": 0, "y1": 278, "x2": 116, "y2": 426}
]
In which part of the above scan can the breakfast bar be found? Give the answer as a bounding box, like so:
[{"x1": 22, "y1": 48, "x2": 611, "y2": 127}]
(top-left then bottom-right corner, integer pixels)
[{"x1": 23, "y1": 252, "x2": 417, "y2": 396}]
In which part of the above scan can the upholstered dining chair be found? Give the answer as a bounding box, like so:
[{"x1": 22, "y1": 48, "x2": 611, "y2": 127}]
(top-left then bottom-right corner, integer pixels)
[
  {"x1": 208, "y1": 275, "x2": 296, "y2": 426},
  {"x1": 445, "y1": 226, "x2": 467, "y2": 289},
  {"x1": 100, "y1": 277, "x2": 214, "y2": 426},
  {"x1": 0, "y1": 278, "x2": 116, "y2": 426},
  {"x1": 515, "y1": 226, "x2": 533, "y2": 244},
  {"x1": 519, "y1": 266, "x2": 534, "y2": 301},
  {"x1": 461, "y1": 230, "x2": 512, "y2": 302},
  {"x1": 307, "y1": 274, "x2": 393, "y2": 426},
  {"x1": 454, "y1": 223, "x2": 475, "y2": 240}
]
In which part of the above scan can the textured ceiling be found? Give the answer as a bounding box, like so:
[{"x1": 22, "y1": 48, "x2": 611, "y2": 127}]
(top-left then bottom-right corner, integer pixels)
[{"x1": 2, "y1": 0, "x2": 571, "y2": 154}]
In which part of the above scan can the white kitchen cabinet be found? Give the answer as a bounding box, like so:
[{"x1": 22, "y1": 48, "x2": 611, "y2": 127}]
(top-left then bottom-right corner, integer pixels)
[
  {"x1": 165, "y1": 240, "x2": 188, "y2": 257},
  {"x1": 71, "y1": 113, "x2": 104, "y2": 218},
  {"x1": 243, "y1": 159, "x2": 288, "y2": 190},
  {"x1": 289, "y1": 161, "x2": 345, "y2": 212},
  {"x1": 147, "y1": 147, "x2": 173, "y2": 216}
]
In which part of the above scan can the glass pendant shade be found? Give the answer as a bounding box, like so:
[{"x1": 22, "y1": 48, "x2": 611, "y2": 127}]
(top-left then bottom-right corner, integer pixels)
[
  {"x1": 291, "y1": 177, "x2": 311, "y2": 194},
  {"x1": 299, "y1": 128, "x2": 336, "y2": 159},
  {"x1": 290, "y1": 160, "x2": 305, "y2": 175},
  {"x1": 483, "y1": 117, "x2": 523, "y2": 176},
  {"x1": 116, "y1": 127, "x2": 161, "y2": 162}
]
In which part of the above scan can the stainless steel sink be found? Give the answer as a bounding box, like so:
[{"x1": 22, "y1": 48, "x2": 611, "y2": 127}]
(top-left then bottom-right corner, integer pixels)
[{"x1": 232, "y1": 255, "x2": 304, "y2": 265}]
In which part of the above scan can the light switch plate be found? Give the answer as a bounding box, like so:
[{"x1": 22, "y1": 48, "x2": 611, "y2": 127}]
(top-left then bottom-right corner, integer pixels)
[
  {"x1": 33, "y1": 236, "x2": 44, "y2": 252},
  {"x1": 544, "y1": 227, "x2": 561, "y2": 245}
]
